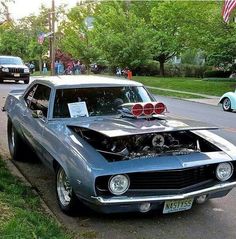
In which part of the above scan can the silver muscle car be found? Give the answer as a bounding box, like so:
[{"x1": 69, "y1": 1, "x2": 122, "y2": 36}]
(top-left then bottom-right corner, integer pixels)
[{"x1": 3, "y1": 76, "x2": 236, "y2": 215}]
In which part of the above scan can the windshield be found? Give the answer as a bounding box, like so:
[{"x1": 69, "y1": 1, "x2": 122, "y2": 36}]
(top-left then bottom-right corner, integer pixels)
[
  {"x1": 53, "y1": 86, "x2": 154, "y2": 118},
  {"x1": 0, "y1": 57, "x2": 23, "y2": 65}
]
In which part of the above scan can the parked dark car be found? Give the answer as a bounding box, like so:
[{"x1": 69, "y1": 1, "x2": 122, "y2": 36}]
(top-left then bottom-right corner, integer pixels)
[
  {"x1": 3, "y1": 76, "x2": 236, "y2": 216},
  {"x1": 90, "y1": 63, "x2": 108, "y2": 74},
  {"x1": 0, "y1": 55, "x2": 30, "y2": 84}
]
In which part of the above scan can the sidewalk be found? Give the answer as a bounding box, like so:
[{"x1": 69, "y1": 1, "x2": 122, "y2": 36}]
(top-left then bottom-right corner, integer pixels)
[{"x1": 147, "y1": 86, "x2": 220, "y2": 106}]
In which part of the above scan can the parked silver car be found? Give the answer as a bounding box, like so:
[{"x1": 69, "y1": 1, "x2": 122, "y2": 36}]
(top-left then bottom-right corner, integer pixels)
[{"x1": 3, "y1": 76, "x2": 236, "y2": 215}]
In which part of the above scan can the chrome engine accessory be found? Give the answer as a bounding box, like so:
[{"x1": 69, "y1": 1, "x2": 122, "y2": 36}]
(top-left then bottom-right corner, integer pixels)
[{"x1": 152, "y1": 134, "x2": 165, "y2": 147}]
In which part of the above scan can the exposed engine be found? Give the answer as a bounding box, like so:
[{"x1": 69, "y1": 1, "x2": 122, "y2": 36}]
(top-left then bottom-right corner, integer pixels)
[{"x1": 71, "y1": 127, "x2": 220, "y2": 162}]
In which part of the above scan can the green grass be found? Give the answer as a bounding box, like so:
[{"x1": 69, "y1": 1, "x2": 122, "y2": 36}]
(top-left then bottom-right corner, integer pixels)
[
  {"x1": 31, "y1": 71, "x2": 51, "y2": 76},
  {"x1": 133, "y1": 76, "x2": 236, "y2": 96},
  {"x1": 0, "y1": 157, "x2": 72, "y2": 239},
  {"x1": 203, "y1": 77, "x2": 236, "y2": 82},
  {"x1": 148, "y1": 88, "x2": 206, "y2": 99}
]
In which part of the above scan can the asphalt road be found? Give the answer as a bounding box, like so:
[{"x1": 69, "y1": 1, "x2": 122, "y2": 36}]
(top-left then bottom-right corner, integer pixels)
[
  {"x1": 0, "y1": 80, "x2": 236, "y2": 239},
  {"x1": 156, "y1": 95, "x2": 236, "y2": 145}
]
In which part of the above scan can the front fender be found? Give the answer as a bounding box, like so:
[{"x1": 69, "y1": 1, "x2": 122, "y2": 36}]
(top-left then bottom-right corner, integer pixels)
[
  {"x1": 43, "y1": 123, "x2": 108, "y2": 200},
  {"x1": 219, "y1": 92, "x2": 236, "y2": 110}
]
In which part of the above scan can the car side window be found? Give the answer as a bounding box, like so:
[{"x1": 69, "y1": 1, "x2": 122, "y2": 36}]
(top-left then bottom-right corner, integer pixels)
[
  {"x1": 24, "y1": 84, "x2": 38, "y2": 108},
  {"x1": 24, "y1": 84, "x2": 51, "y2": 117}
]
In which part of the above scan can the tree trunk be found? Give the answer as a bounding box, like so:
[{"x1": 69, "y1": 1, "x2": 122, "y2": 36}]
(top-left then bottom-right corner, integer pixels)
[
  {"x1": 159, "y1": 60, "x2": 165, "y2": 77},
  {"x1": 39, "y1": 58, "x2": 42, "y2": 74}
]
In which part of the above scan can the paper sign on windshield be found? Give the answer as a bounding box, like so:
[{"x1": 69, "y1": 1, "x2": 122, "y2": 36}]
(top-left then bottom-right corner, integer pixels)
[{"x1": 68, "y1": 102, "x2": 89, "y2": 118}]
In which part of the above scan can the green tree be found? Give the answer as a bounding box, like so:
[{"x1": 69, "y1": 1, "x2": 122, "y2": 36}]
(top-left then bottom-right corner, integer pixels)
[
  {"x1": 92, "y1": 1, "x2": 151, "y2": 69},
  {"x1": 203, "y1": 7, "x2": 236, "y2": 70},
  {"x1": 0, "y1": 4, "x2": 66, "y2": 71},
  {"x1": 58, "y1": 2, "x2": 98, "y2": 72},
  {"x1": 149, "y1": 1, "x2": 219, "y2": 76},
  {"x1": 0, "y1": 24, "x2": 30, "y2": 57}
]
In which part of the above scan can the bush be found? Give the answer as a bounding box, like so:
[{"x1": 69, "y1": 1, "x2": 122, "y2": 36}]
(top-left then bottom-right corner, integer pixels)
[
  {"x1": 133, "y1": 61, "x2": 160, "y2": 76},
  {"x1": 133, "y1": 62, "x2": 208, "y2": 78},
  {"x1": 204, "y1": 70, "x2": 231, "y2": 78}
]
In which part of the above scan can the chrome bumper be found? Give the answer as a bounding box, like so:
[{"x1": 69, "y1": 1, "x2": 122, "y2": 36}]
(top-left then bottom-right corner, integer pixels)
[{"x1": 92, "y1": 181, "x2": 236, "y2": 205}]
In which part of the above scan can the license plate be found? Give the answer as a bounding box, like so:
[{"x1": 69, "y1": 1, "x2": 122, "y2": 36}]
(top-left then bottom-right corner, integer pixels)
[
  {"x1": 163, "y1": 198, "x2": 193, "y2": 214},
  {"x1": 14, "y1": 73, "x2": 20, "y2": 77}
]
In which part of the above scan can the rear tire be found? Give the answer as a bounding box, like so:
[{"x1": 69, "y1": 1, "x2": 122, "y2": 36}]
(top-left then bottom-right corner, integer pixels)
[
  {"x1": 56, "y1": 165, "x2": 84, "y2": 216},
  {"x1": 7, "y1": 118, "x2": 25, "y2": 161},
  {"x1": 222, "y1": 97, "x2": 232, "y2": 112}
]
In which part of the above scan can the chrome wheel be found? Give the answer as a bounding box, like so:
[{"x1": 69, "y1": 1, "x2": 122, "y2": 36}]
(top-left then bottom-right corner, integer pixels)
[
  {"x1": 7, "y1": 118, "x2": 29, "y2": 161},
  {"x1": 222, "y1": 98, "x2": 231, "y2": 111},
  {"x1": 57, "y1": 167, "x2": 72, "y2": 207}
]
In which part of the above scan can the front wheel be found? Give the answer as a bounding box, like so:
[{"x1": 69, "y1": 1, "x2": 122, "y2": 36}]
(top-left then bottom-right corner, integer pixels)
[
  {"x1": 56, "y1": 166, "x2": 83, "y2": 215},
  {"x1": 222, "y1": 97, "x2": 232, "y2": 112},
  {"x1": 24, "y1": 79, "x2": 29, "y2": 84}
]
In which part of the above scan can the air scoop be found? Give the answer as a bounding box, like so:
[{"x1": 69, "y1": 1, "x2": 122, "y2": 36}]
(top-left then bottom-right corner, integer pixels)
[{"x1": 120, "y1": 102, "x2": 167, "y2": 118}]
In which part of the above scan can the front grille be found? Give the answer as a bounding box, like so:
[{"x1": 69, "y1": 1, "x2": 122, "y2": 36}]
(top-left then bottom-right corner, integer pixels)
[
  {"x1": 8, "y1": 68, "x2": 24, "y2": 73},
  {"x1": 128, "y1": 165, "x2": 214, "y2": 189},
  {"x1": 96, "y1": 165, "x2": 216, "y2": 194}
]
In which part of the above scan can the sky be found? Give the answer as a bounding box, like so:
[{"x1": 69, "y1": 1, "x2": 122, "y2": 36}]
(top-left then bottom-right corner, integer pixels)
[{"x1": 8, "y1": 0, "x2": 78, "y2": 20}]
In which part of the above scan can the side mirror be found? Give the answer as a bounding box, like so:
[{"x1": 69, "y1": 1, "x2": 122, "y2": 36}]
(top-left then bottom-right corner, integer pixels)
[{"x1": 32, "y1": 110, "x2": 44, "y2": 118}]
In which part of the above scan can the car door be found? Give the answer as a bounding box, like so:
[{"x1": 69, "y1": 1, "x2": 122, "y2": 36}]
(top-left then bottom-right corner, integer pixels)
[{"x1": 20, "y1": 83, "x2": 51, "y2": 156}]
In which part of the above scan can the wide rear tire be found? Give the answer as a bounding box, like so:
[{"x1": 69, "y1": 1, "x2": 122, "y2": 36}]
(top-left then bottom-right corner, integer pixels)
[{"x1": 7, "y1": 118, "x2": 25, "y2": 161}]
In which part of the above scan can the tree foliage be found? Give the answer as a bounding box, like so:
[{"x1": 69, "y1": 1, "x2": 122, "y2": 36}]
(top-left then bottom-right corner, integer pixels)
[
  {"x1": 0, "y1": 0, "x2": 235, "y2": 76},
  {"x1": 58, "y1": 2, "x2": 99, "y2": 70},
  {"x1": 92, "y1": 1, "x2": 152, "y2": 69}
]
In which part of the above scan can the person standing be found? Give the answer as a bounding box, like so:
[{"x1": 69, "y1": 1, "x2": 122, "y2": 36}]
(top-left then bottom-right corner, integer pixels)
[{"x1": 43, "y1": 61, "x2": 47, "y2": 75}]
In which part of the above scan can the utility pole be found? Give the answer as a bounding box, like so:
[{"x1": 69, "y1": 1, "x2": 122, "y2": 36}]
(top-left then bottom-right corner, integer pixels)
[
  {"x1": 48, "y1": 11, "x2": 52, "y2": 75},
  {"x1": 51, "y1": 0, "x2": 55, "y2": 76}
]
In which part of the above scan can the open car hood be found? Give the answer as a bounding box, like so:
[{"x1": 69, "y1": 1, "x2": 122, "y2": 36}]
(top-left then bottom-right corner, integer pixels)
[{"x1": 67, "y1": 117, "x2": 218, "y2": 137}]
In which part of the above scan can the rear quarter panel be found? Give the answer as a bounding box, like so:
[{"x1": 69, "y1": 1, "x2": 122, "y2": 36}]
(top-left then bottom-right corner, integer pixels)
[{"x1": 4, "y1": 91, "x2": 25, "y2": 136}]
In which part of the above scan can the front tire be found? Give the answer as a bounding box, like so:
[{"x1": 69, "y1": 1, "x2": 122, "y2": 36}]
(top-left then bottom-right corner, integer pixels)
[
  {"x1": 56, "y1": 166, "x2": 82, "y2": 215},
  {"x1": 7, "y1": 118, "x2": 25, "y2": 161},
  {"x1": 222, "y1": 97, "x2": 232, "y2": 112},
  {"x1": 24, "y1": 78, "x2": 29, "y2": 84}
]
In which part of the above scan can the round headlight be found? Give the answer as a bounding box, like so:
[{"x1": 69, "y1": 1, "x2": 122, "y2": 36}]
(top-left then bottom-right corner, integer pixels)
[
  {"x1": 108, "y1": 174, "x2": 130, "y2": 195},
  {"x1": 216, "y1": 162, "x2": 233, "y2": 181},
  {"x1": 2, "y1": 67, "x2": 9, "y2": 72}
]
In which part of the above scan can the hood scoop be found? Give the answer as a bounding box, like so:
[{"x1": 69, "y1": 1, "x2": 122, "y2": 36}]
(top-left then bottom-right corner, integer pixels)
[
  {"x1": 119, "y1": 102, "x2": 167, "y2": 118},
  {"x1": 67, "y1": 117, "x2": 218, "y2": 138}
]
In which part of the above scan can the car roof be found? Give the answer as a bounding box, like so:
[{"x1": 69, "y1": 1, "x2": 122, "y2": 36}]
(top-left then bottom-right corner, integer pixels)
[
  {"x1": 0, "y1": 55, "x2": 21, "y2": 58},
  {"x1": 33, "y1": 75, "x2": 143, "y2": 88}
]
